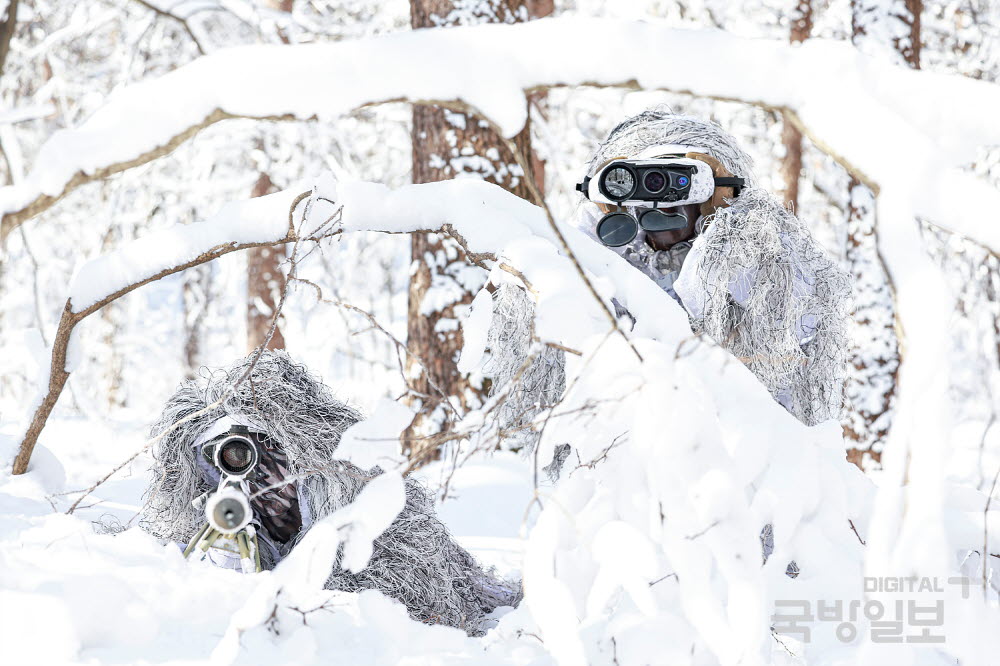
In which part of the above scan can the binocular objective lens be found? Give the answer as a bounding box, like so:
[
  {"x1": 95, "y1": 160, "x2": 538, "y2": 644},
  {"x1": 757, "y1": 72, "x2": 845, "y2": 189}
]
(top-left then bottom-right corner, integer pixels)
[
  {"x1": 603, "y1": 167, "x2": 635, "y2": 199},
  {"x1": 643, "y1": 171, "x2": 666, "y2": 193}
]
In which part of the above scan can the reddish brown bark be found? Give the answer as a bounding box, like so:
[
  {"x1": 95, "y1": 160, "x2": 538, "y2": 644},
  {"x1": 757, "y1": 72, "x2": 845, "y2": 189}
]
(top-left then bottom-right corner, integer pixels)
[
  {"x1": 247, "y1": 173, "x2": 287, "y2": 351},
  {"x1": 405, "y1": 0, "x2": 550, "y2": 463},
  {"x1": 780, "y1": 0, "x2": 812, "y2": 210}
]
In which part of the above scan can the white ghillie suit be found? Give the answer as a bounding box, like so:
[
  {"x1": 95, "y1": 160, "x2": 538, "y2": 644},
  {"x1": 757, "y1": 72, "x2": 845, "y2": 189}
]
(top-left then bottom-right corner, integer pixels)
[
  {"x1": 141, "y1": 351, "x2": 519, "y2": 636},
  {"x1": 485, "y1": 283, "x2": 566, "y2": 453},
  {"x1": 580, "y1": 109, "x2": 853, "y2": 426}
]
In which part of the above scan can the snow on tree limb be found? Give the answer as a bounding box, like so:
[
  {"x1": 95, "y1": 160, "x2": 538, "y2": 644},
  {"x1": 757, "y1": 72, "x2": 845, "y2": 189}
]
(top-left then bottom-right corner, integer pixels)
[
  {"x1": 1, "y1": 16, "x2": 998, "y2": 252},
  {"x1": 12, "y1": 189, "x2": 313, "y2": 475},
  {"x1": 13, "y1": 177, "x2": 686, "y2": 474}
]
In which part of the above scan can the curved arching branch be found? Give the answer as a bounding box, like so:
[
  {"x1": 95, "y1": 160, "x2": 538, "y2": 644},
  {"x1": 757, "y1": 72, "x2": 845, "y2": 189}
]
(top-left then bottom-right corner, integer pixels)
[
  {"x1": 0, "y1": 92, "x2": 880, "y2": 244},
  {"x1": 2, "y1": 18, "x2": 997, "y2": 252},
  {"x1": 0, "y1": 108, "x2": 308, "y2": 240},
  {"x1": 12, "y1": 191, "x2": 313, "y2": 475}
]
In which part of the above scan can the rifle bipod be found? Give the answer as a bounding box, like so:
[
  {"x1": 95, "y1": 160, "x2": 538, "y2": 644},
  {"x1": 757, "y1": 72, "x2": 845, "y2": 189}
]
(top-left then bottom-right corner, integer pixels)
[{"x1": 183, "y1": 522, "x2": 262, "y2": 574}]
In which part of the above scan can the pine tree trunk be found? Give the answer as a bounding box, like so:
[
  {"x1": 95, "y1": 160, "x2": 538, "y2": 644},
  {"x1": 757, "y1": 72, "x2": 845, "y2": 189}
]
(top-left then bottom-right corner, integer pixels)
[
  {"x1": 247, "y1": 173, "x2": 286, "y2": 351},
  {"x1": 843, "y1": 179, "x2": 898, "y2": 468},
  {"x1": 182, "y1": 264, "x2": 212, "y2": 378},
  {"x1": 406, "y1": 0, "x2": 550, "y2": 465},
  {"x1": 844, "y1": 0, "x2": 920, "y2": 469},
  {"x1": 780, "y1": 0, "x2": 811, "y2": 210}
]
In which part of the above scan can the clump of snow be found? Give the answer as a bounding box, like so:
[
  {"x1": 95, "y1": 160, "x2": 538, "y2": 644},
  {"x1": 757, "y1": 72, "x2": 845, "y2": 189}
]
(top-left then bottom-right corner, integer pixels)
[
  {"x1": 457, "y1": 287, "x2": 494, "y2": 374},
  {"x1": 334, "y1": 399, "x2": 411, "y2": 470}
]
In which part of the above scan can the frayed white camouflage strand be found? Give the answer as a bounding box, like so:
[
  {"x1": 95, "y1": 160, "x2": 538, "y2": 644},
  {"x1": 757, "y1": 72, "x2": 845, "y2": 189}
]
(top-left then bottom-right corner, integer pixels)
[
  {"x1": 679, "y1": 189, "x2": 853, "y2": 425},
  {"x1": 484, "y1": 284, "x2": 566, "y2": 452}
]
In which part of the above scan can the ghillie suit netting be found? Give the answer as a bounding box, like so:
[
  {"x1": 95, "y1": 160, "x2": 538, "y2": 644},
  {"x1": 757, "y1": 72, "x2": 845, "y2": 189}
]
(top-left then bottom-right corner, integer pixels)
[
  {"x1": 141, "y1": 350, "x2": 520, "y2": 635},
  {"x1": 581, "y1": 107, "x2": 852, "y2": 426},
  {"x1": 675, "y1": 188, "x2": 854, "y2": 425},
  {"x1": 484, "y1": 284, "x2": 566, "y2": 453}
]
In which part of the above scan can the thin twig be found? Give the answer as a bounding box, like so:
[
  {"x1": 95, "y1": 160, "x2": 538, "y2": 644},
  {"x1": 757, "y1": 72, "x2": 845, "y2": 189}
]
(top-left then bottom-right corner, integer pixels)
[
  {"x1": 291, "y1": 276, "x2": 460, "y2": 420},
  {"x1": 130, "y1": 0, "x2": 208, "y2": 55}
]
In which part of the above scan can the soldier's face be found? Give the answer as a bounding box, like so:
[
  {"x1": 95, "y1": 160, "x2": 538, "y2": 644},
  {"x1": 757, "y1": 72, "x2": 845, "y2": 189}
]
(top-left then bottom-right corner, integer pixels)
[{"x1": 244, "y1": 433, "x2": 302, "y2": 543}]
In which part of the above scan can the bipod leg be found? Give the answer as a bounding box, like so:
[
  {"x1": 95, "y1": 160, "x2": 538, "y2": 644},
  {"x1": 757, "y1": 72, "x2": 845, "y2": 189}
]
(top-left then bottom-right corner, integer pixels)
[
  {"x1": 236, "y1": 529, "x2": 257, "y2": 574},
  {"x1": 251, "y1": 529, "x2": 261, "y2": 573},
  {"x1": 183, "y1": 522, "x2": 211, "y2": 559},
  {"x1": 199, "y1": 527, "x2": 222, "y2": 552}
]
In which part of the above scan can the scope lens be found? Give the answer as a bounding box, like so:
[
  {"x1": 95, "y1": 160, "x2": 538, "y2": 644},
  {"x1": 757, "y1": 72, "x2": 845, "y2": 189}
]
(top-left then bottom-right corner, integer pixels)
[
  {"x1": 595, "y1": 213, "x2": 638, "y2": 247},
  {"x1": 643, "y1": 171, "x2": 666, "y2": 193},
  {"x1": 602, "y1": 166, "x2": 635, "y2": 200},
  {"x1": 676, "y1": 175, "x2": 690, "y2": 188},
  {"x1": 219, "y1": 439, "x2": 254, "y2": 475}
]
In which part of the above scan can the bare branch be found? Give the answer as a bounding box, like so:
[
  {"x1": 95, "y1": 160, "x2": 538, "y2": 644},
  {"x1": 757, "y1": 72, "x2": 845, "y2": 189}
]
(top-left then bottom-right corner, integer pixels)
[
  {"x1": 0, "y1": 108, "x2": 308, "y2": 243},
  {"x1": 130, "y1": 0, "x2": 208, "y2": 55},
  {"x1": 12, "y1": 192, "x2": 319, "y2": 475}
]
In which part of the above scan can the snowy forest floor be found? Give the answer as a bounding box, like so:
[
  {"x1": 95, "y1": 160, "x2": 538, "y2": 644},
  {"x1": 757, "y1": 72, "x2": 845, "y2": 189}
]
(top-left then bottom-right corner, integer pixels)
[{"x1": 0, "y1": 415, "x2": 539, "y2": 665}]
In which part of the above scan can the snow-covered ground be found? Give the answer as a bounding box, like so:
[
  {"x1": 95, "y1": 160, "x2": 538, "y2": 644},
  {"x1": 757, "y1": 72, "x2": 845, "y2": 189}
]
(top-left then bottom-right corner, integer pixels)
[{"x1": 0, "y1": 416, "x2": 540, "y2": 665}]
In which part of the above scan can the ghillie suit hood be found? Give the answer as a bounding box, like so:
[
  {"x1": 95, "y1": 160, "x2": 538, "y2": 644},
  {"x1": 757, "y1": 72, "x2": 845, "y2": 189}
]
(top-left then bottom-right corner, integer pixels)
[
  {"x1": 580, "y1": 107, "x2": 852, "y2": 425},
  {"x1": 585, "y1": 109, "x2": 757, "y2": 188},
  {"x1": 141, "y1": 350, "x2": 519, "y2": 635}
]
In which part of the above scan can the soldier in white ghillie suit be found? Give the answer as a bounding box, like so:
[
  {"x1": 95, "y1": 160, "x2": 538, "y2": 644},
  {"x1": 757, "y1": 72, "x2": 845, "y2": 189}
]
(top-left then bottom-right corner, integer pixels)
[
  {"x1": 141, "y1": 351, "x2": 520, "y2": 635},
  {"x1": 578, "y1": 108, "x2": 853, "y2": 427},
  {"x1": 488, "y1": 108, "x2": 852, "y2": 571}
]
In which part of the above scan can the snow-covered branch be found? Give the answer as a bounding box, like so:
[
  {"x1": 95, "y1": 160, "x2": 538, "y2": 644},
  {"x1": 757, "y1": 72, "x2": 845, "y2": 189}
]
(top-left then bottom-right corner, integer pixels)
[
  {"x1": 12, "y1": 175, "x2": 689, "y2": 474},
  {"x1": 2, "y1": 17, "x2": 998, "y2": 253},
  {"x1": 11, "y1": 188, "x2": 311, "y2": 474}
]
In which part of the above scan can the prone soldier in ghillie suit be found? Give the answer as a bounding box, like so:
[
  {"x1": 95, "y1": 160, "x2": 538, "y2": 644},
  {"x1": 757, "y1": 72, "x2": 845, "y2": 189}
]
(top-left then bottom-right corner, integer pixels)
[{"x1": 140, "y1": 350, "x2": 520, "y2": 636}]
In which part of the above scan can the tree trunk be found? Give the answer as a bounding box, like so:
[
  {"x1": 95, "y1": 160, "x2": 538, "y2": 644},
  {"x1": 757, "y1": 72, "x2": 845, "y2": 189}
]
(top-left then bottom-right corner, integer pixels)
[
  {"x1": 780, "y1": 0, "x2": 811, "y2": 210},
  {"x1": 182, "y1": 264, "x2": 212, "y2": 378},
  {"x1": 0, "y1": 0, "x2": 19, "y2": 79},
  {"x1": 844, "y1": 0, "x2": 920, "y2": 469},
  {"x1": 405, "y1": 0, "x2": 550, "y2": 465},
  {"x1": 851, "y1": 0, "x2": 921, "y2": 68},
  {"x1": 843, "y1": 179, "x2": 898, "y2": 469},
  {"x1": 246, "y1": 173, "x2": 286, "y2": 351}
]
